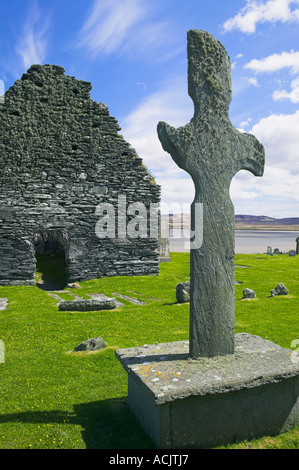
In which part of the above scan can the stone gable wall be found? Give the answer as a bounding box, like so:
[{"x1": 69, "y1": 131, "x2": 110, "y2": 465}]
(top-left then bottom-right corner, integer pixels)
[{"x1": 0, "y1": 64, "x2": 160, "y2": 285}]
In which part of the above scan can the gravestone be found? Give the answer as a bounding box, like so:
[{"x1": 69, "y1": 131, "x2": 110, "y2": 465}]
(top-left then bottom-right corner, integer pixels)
[
  {"x1": 267, "y1": 246, "x2": 273, "y2": 256},
  {"x1": 159, "y1": 217, "x2": 171, "y2": 263},
  {"x1": 116, "y1": 30, "x2": 299, "y2": 449}
]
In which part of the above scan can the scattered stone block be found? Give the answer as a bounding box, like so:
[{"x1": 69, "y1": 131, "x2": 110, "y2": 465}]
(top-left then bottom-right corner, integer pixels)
[
  {"x1": 270, "y1": 283, "x2": 289, "y2": 297},
  {"x1": 89, "y1": 293, "x2": 124, "y2": 308},
  {"x1": 0, "y1": 298, "x2": 8, "y2": 310},
  {"x1": 74, "y1": 336, "x2": 107, "y2": 352},
  {"x1": 175, "y1": 281, "x2": 190, "y2": 303},
  {"x1": 243, "y1": 288, "x2": 256, "y2": 299},
  {"x1": 58, "y1": 299, "x2": 116, "y2": 311},
  {"x1": 289, "y1": 250, "x2": 296, "y2": 257}
]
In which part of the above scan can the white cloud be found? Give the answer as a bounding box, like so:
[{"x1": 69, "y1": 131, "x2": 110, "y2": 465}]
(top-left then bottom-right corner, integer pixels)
[
  {"x1": 244, "y1": 50, "x2": 299, "y2": 73},
  {"x1": 223, "y1": 0, "x2": 299, "y2": 34},
  {"x1": 231, "y1": 110, "x2": 299, "y2": 217},
  {"x1": 231, "y1": 165, "x2": 299, "y2": 217},
  {"x1": 76, "y1": 0, "x2": 174, "y2": 60},
  {"x1": 273, "y1": 76, "x2": 299, "y2": 102},
  {"x1": 15, "y1": 3, "x2": 51, "y2": 69},
  {"x1": 247, "y1": 77, "x2": 259, "y2": 86},
  {"x1": 121, "y1": 81, "x2": 299, "y2": 215},
  {"x1": 77, "y1": 0, "x2": 146, "y2": 56},
  {"x1": 250, "y1": 110, "x2": 299, "y2": 173},
  {"x1": 238, "y1": 117, "x2": 252, "y2": 128},
  {"x1": 120, "y1": 76, "x2": 194, "y2": 205}
]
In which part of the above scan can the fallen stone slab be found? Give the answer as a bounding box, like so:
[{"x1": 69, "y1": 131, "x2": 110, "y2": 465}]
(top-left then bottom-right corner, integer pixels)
[
  {"x1": 112, "y1": 293, "x2": 146, "y2": 305},
  {"x1": 270, "y1": 283, "x2": 289, "y2": 297},
  {"x1": 89, "y1": 293, "x2": 124, "y2": 308},
  {"x1": 74, "y1": 336, "x2": 107, "y2": 352},
  {"x1": 58, "y1": 299, "x2": 116, "y2": 311}
]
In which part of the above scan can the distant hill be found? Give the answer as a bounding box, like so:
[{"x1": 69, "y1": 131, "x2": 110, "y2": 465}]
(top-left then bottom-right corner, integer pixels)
[
  {"x1": 161, "y1": 213, "x2": 299, "y2": 231},
  {"x1": 235, "y1": 215, "x2": 299, "y2": 229}
]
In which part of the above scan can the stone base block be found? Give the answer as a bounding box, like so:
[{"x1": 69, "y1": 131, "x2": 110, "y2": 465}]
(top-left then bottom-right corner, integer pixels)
[{"x1": 116, "y1": 334, "x2": 299, "y2": 449}]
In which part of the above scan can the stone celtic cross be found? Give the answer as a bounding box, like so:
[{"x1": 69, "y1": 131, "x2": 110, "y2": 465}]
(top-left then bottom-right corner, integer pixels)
[{"x1": 158, "y1": 30, "x2": 265, "y2": 358}]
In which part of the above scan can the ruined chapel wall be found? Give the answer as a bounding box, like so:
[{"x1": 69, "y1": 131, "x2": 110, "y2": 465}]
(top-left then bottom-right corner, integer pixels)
[{"x1": 0, "y1": 64, "x2": 160, "y2": 284}]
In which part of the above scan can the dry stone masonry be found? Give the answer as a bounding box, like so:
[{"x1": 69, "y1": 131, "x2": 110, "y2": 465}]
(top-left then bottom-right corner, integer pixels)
[{"x1": 0, "y1": 65, "x2": 160, "y2": 285}]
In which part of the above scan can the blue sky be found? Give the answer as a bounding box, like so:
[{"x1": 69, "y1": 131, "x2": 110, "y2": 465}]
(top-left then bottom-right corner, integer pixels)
[{"x1": 0, "y1": 0, "x2": 299, "y2": 217}]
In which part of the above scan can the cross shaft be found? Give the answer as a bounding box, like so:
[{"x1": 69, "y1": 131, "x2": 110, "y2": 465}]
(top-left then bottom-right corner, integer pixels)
[{"x1": 158, "y1": 30, "x2": 265, "y2": 358}]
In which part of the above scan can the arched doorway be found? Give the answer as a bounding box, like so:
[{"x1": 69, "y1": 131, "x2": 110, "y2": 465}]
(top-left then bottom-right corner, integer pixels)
[{"x1": 34, "y1": 232, "x2": 68, "y2": 290}]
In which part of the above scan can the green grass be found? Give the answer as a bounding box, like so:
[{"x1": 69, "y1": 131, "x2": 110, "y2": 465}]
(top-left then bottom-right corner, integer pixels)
[{"x1": 0, "y1": 252, "x2": 298, "y2": 449}]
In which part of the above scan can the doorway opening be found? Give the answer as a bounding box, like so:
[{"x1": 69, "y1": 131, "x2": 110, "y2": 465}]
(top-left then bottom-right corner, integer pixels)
[{"x1": 35, "y1": 238, "x2": 68, "y2": 290}]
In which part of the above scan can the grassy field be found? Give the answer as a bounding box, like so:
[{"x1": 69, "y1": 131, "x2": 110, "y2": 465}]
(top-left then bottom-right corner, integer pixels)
[{"x1": 0, "y1": 252, "x2": 298, "y2": 449}]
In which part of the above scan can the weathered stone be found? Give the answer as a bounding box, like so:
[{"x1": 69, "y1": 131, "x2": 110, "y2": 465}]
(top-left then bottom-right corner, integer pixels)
[
  {"x1": 289, "y1": 250, "x2": 296, "y2": 257},
  {"x1": 157, "y1": 30, "x2": 265, "y2": 358},
  {"x1": 74, "y1": 336, "x2": 107, "y2": 352},
  {"x1": 58, "y1": 299, "x2": 116, "y2": 311},
  {"x1": 0, "y1": 65, "x2": 160, "y2": 286},
  {"x1": 89, "y1": 292, "x2": 124, "y2": 308},
  {"x1": 116, "y1": 333, "x2": 299, "y2": 448},
  {"x1": 159, "y1": 217, "x2": 171, "y2": 263},
  {"x1": 0, "y1": 298, "x2": 8, "y2": 310},
  {"x1": 176, "y1": 281, "x2": 190, "y2": 303},
  {"x1": 243, "y1": 288, "x2": 256, "y2": 299},
  {"x1": 296, "y1": 237, "x2": 299, "y2": 255},
  {"x1": 267, "y1": 246, "x2": 273, "y2": 256},
  {"x1": 273, "y1": 248, "x2": 280, "y2": 254},
  {"x1": 270, "y1": 283, "x2": 289, "y2": 297}
]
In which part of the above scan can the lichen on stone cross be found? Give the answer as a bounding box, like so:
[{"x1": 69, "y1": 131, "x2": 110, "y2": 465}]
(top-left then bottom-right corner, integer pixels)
[{"x1": 157, "y1": 30, "x2": 265, "y2": 359}]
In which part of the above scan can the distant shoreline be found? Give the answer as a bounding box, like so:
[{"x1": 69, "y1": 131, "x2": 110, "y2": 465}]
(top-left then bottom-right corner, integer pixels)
[
  {"x1": 170, "y1": 226, "x2": 299, "y2": 233},
  {"x1": 235, "y1": 225, "x2": 299, "y2": 231},
  {"x1": 163, "y1": 214, "x2": 299, "y2": 233},
  {"x1": 169, "y1": 228, "x2": 299, "y2": 254}
]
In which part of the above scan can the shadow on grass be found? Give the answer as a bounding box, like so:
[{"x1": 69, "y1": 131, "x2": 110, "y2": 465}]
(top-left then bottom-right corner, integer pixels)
[{"x1": 0, "y1": 397, "x2": 155, "y2": 449}]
